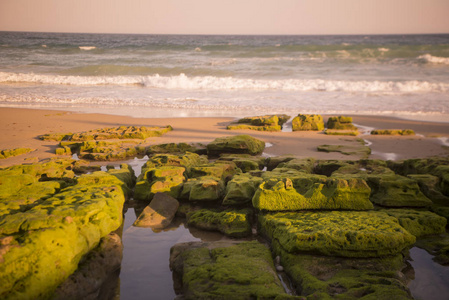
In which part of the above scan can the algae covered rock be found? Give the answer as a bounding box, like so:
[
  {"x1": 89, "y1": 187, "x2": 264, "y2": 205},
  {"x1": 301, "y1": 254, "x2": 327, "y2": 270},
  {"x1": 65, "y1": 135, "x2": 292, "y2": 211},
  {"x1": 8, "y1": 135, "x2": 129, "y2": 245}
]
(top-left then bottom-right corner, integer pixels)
[
  {"x1": 252, "y1": 176, "x2": 373, "y2": 211},
  {"x1": 317, "y1": 144, "x2": 371, "y2": 157},
  {"x1": 187, "y1": 208, "x2": 252, "y2": 237},
  {"x1": 217, "y1": 154, "x2": 265, "y2": 173},
  {"x1": 327, "y1": 116, "x2": 357, "y2": 130},
  {"x1": 180, "y1": 176, "x2": 225, "y2": 202},
  {"x1": 134, "y1": 166, "x2": 185, "y2": 201},
  {"x1": 146, "y1": 142, "x2": 203, "y2": 155},
  {"x1": 169, "y1": 241, "x2": 289, "y2": 299},
  {"x1": 259, "y1": 211, "x2": 416, "y2": 257},
  {"x1": 70, "y1": 125, "x2": 173, "y2": 141},
  {"x1": 0, "y1": 148, "x2": 34, "y2": 159},
  {"x1": 371, "y1": 129, "x2": 415, "y2": 136},
  {"x1": 380, "y1": 209, "x2": 447, "y2": 237},
  {"x1": 133, "y1": 192, "x2": 179, "y2": 229},
  {"x1": 207, "y1": 135, "x2": 265, "y2": 157},
  {"x1": 223, "y1": 173, "x2": 263, "y2": 206},
  {"x1": 292, "y1": 114, "x2": 324, "y2": 131},
  {"x1": 227, "y1": 114, "x2": 290, "y2": 132},
  {"x1": 367, "y1": 175, "x2": 433, "y2": 207},
  {"x1": 272, "y1": 240, "x2": 412, "y2": 299}
]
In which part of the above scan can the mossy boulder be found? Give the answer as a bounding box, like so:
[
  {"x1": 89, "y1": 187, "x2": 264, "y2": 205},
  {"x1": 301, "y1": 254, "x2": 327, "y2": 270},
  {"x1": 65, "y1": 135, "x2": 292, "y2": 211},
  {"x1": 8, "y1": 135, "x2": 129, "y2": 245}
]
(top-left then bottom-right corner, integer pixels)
[
  {"x1": 272, "y1": 240, "x2": 412, "y2": 299},
  {"x1": 292, "y1": 114, "x2": 324, "y2": 131},
  {"x1": 324, "y1": 129, "x2": 359, "y2": 136},
  {"x1": 228, "y1": 114, "x2": 290, "y2": 132},
  {"x1": 134, "y1": 166, "x2": 185, "y2": 201},
  {"x1": 223, "y1": 174, "x2": 263, "y2": 206},
  {"x1": 39, "y1": 132, "x2": 72, "y2": 141},
  {"x1": 78, "y1": 140, "x2": 142, "y2": 161},
  {"x1": 371, "y1": 129, "x2": 415, "y2": 136},
  {"x1": 0, "y1": 148, "x2": 34, "y2": 159},
  {"x1": 367, "y1": 175, "x2": 433, "y2": 207},
  {"x1": 252, "y1": 176, "x2": 373, "y2": 211},
  {"x1": 317, "y1": 144, "x2": 371, "y2": 158},
  {"x1": 189, "y1": 161, "x2": 240, "y2": 181},
  {"x1": 327, "y1": 116, "x2": 357, "y2": 130},
  {"x1": 380, "y1": 209, "x2": 447, "y2": 237},
  {"x1": 207, "y1": 135, "x2": 265, "y2": 157},
  {"x1": 277, "y1": 158, "x2": 315, "y2": 174},
  {"x1": 266, "y1": 155, "x2": 297, "y2": 171},
  {"x1": 70, "y1": 125, "x2": 173, "y2": 141},
  {"x1": 186, "y1": 208, "x2": 253, "y2": 237},
  {"x1": 0, "y1": 171, "x2": 126, "y2": 299},
  {"x1": 146, "y1": 142, "x2": 203, "y2": 155},
  {"x1": 217, "y1": 154, "x2": 265, "y2": 173},
  {"x1": 415, "y1": 233, "x2": 449, "y2": 265},
  {"x1": 259, "y1": 211, "x2": 416, "y2": 258},
  {"x1": 180, "y1": 176, "x2": 225, "y2": 202},
  {"x1": 169, "y1": 241, "x2": 290, "y2": 299}
]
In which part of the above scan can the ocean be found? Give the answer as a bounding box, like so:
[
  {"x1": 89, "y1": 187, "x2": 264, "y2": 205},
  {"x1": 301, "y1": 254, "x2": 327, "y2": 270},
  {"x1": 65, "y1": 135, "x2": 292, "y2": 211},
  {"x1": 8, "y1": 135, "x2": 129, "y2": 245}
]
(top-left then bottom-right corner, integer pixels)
[{"x1": 0, "y1": 32, "x2": 448, "y2": 120}]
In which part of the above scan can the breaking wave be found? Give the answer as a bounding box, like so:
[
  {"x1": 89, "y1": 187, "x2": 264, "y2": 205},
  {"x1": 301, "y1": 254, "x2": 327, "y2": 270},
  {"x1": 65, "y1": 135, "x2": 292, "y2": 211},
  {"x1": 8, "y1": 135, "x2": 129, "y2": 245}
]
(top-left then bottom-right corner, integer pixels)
[
  {"x1": 1, "y1": 72, "x2": 448, "y2": 94},
  {"x1": 418, "y1": 54, "x2": 449, "y2": 65}
]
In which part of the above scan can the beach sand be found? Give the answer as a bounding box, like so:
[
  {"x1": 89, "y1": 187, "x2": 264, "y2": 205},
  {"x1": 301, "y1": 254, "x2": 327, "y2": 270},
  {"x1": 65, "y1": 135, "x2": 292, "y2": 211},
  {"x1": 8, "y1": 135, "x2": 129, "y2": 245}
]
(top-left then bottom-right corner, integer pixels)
[{"x1": 0, "y1": 107, "x2": 448, "y2": 167}]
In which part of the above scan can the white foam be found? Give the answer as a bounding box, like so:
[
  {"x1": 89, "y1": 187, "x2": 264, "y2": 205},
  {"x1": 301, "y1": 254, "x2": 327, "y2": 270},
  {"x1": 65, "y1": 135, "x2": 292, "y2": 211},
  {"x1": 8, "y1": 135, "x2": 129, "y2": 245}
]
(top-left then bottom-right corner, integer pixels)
[
  {"x1": 378, "y1": 48, "x2": 390, "y2": 52},
  {"x1": 2, "y1": 72, "x2": 447, "y2": 94},
  {"x1": 79, "y1": 46, "x2": 96, "y2": 51},
  {"x1": 418, "y1": 54, "x2": 449, "y2": 65}
]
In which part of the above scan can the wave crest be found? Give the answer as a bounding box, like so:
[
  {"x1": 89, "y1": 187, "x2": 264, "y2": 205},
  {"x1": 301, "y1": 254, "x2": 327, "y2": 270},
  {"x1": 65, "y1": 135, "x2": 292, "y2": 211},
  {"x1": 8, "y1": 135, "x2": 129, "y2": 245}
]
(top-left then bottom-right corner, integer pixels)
[
  {"x1": 0, "y1": 71, "x2": 448, "y2": 93},
  {"x1": 418, "y1": 54, "x2": 449, "y2": 65}
]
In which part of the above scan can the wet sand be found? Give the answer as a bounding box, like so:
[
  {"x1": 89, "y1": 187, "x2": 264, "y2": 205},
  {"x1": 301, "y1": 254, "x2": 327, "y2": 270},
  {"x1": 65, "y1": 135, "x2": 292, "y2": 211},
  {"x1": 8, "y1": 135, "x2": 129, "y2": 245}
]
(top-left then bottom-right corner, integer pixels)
[{"x1": 0, "y1": 107, "x2": 448, "y2": 167}]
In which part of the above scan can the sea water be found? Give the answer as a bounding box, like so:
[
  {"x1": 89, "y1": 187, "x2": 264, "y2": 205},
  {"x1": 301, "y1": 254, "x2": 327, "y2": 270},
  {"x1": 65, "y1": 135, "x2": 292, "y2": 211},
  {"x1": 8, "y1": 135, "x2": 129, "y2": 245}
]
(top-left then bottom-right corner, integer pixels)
[{"x1": 0, "y1": 32, "x2": 448, "y2": 120}]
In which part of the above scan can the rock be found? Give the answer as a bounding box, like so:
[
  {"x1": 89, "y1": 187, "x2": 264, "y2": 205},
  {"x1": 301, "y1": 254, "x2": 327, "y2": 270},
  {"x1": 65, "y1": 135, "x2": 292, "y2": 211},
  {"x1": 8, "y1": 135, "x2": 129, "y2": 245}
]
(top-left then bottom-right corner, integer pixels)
[
  {"x1": 252, "y1": 175, "x2": 373, "y2": 211},
  {"x1": 0, "y1": 169, "x2": 127, "y2": 299},
  {"x1": 70, "y1": 125, "x2": 173, "y2": 141},
  {"x1": 324, "y1": 129, "x2": 359, "y2": 136},
  {"x1": 133, "y1": 193, "x2": 179, "y2": 228},
  {"x1": 327, "y1": 116, "x2": 357, "y2": 130},
  {"x1": 146, "y1": 142, "x2": 203, "y2": 155},
  {"x1": 169, "y1": 241, "x2": 290, "y2": 299},
  {"x1": 407, "y1": 174, "x2": 449, "y2": 206},
  {"x1": 222, "y1": 173, "x2": 263, "y2": 206},
  {"x1": 259, "y1": 211, "x2": 416, "y2": 258},
  {"x1": 371, "y1": 129, "x2": 415, "y2": 136},
  {"x1": 414, "y1": 233, "x2": 449, "y2": 265},
  {"x1": 227, "y1": 114, "x2": 291, "y2": 132},
  {"x1": 317, "y1": 144, "x2": 371, "y2": 158},
  {"x1": 271, "y1": 239, "x2": 412, "y2": 299},
  {"x1": 277, "y1": 158, "x2": 315, "y2": 173},
  {"x1": 207, "y1": 135, "x2": 265, "y2": 157},
  {"x1": 0, "y1": 148, "x2": 34, "y2": 159},
  {"x1": 217, "y1": 154, "x2": 265, "y2": 172},
  {"x1": 189, "y1": 161, "x2": 240, "y2": 181},
  {"x1": 134, "y1": 166, "x2": 185, "y2": 201},
  {"x1": 78, "y1": 140, "x2": 142, "y2": 161},
  {"x1": 367, "y1": 175, "x2": 433, "y2": 207},
  {"x1": 266, "y1": 155, "x2": 297, "y2": 171},
  {"x1": 186, "y1": 208, "x2": 252, "y2": 237},
  {"x1": 52, "y1": 233, "x2": 123, "y2": 300},
  {"x1": 380, "y1": 209, "x2": 447, "y2": 237},
  {"x1": 39, "y1": 133, "x2": 72, "y2": 141},
  {"x1": 180, "y1": 176, "x2": 225, "y2": 202},
  {"x1": 292, "y1": 114, "x2": 324, "y2": 131}
]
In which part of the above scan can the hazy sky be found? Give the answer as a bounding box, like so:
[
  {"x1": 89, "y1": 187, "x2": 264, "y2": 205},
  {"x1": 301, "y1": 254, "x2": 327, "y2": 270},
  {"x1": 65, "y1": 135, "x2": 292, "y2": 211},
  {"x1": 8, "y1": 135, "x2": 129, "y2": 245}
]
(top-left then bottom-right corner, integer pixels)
[{"x1": 1, "y1": 0, "x2": 448, "y2": 35}]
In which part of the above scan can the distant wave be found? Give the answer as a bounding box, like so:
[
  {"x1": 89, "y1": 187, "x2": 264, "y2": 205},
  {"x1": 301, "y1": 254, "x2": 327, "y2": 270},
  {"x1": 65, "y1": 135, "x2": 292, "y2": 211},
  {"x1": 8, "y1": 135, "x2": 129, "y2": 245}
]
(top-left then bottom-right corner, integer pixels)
[
  {"x1": 0, "y1": 71, "x2": 448, "y2": 93},
  {"x1": 418, "y1": 54, "x2": 449, "y2": 65},
  {"x1": 79, "y1": 46, "x2": 96, "y2": 51}
]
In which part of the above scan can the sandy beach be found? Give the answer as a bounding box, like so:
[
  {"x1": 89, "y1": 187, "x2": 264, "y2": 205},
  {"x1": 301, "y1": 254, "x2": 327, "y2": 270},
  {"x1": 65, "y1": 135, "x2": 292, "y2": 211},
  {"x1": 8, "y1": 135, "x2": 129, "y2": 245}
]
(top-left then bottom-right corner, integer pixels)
[{"x1": 0, "y1": 107, "x2": 448, "y2": 167}]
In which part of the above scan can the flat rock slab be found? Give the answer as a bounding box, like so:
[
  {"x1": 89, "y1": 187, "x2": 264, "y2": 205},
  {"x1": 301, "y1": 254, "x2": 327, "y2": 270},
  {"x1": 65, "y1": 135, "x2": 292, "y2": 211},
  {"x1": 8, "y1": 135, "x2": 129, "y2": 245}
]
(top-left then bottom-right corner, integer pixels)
[
  {"x1": 133, "y1": 192, "x2": 179, "y2": 229},
  {"x1": 169, "y1": 241, "x2": 291, "y2": 299},
  {"x1": 259, "y1": 211, "x2": 416, "y2": 258}
]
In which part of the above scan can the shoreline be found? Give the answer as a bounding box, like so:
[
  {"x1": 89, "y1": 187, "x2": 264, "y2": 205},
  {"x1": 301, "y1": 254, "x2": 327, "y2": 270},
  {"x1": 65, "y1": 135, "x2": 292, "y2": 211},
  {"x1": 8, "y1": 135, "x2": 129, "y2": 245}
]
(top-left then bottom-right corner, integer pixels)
[{"x1": 0, "y1": 107, "x2": 448, "y2": 167}]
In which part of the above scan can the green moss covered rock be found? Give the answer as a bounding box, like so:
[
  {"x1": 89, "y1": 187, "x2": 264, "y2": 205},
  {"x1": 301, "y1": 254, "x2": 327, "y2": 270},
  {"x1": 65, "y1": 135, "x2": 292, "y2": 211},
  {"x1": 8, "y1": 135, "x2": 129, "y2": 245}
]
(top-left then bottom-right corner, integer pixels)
[
  {"x1": 70, "y1": 125, "x2": 172, "y2": 141},
  {"x1": 380, "y1": 209, "x2": 447, "y2": 237},
  {"x1": 223, "y1": 173, "x2": 263, "y2": 206},
  {"x1": 371, "y1": 129, "x2": 415, "y2": 136},
  {"x1": 324, "y1": 129, "x2": 359, "y2": 136},
  {"x1": 252, "y1": 175, "x2": 373, "y2": 211},
  {"x1": 207, "y1": 135, "x2": 265, "y2": 157},
  {"x1": 218, "y1": 154, "x2": 265, "y2": 173},
  {"x1": 292, "y1": 114, "x2": 324, "y2": 131},
  {"x1": 134, "y1": 166, "x2": 185, "y2": 201},
  {"x1": 227, "y1": 114, "x2": 290, "y2": 132},
  {"x1": 169, "y1": 241, "x2": 290, "y2": 299},
  {"x1": 266, "y1": 155, "x2": 297, "y2": 171},
  {"x1": 277, "y1": 158, "x2": 315, "y2": 174},
  {"x1": 317, "y1": 144, "x2": 371, "y2": 157},
  {"x1": 272, "y1": 239, "x2": 412, "y2": 299},
  {"x1": 407, "y1": 174, "x2": 449, "y2": 206},
  {"x1": 180, "y1": 176, "x2": 225, "y2": 202},
  {"x1": 146, "y1": 142, "x2": 203, "y2": 155},
  {"x1": 187, "y1": 208, "x2": 252, "y2": 237},
  {"x1": 367, "y1": 175, "x2": 433, "y2": 207},
  {"x1": 259, "y1": 211, "x2": 416, "y2": 258},
  {"x1": 0, "y1": 148, "x2": 34, "y2": 159},
  {"x1": 327, "y1": 116, "x2": 357, "y2": 130}
]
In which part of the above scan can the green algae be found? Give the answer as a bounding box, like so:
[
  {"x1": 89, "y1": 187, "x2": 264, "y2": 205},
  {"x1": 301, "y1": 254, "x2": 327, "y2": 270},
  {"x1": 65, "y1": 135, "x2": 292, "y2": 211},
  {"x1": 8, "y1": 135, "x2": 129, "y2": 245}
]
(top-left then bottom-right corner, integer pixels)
[
  {"x1": 252, "y1": 176, "x2": 373, "y2": 211},
  {"x1": 259, "y1": 211, "x2": 416, "y2": 258},
  {"x1": 0, "y1": 148, "x2": 34, "y2": 159},
  {"x1": 70, "y1": 125, "x2": 173, "y2": 141},
  {"x1": 380, "y1": 209, "x2": 447, "y2": 237},
  {"x1": 277, "y1": 158, "x2": 316, "y2": 174},
  {"x1": 271, "y1": 239, "x2": 412, "y2": 299},
  {"x1": 228, "y1": 114, "x2": 290, "y2": 132},
  {"x1": 327, "y1": 116, "x2": 357, "y2": 131},
  {"x1": 317, "y1": 144, "x2": 370, "y2": 158},
  {"x1": 146, "y1": 142, "x2": 203, "y2": 155},
  {"x1": 292, "y1": 114, "x2": 324, "y2": 131},
  {"x1": 207, "y1": 135, "x2": 265, "y2": 157},
  {"x1": 134, "y1": 166, "x2": 185, "y2": 201},
  {"x1": 170, "y1": 241, "x2": 290, "y2": 299},
  {"x1": 223, "y1": 173, "x2": 263, "y2": 206},
  {"x1": 324, "y1": 129, "x2": 359, "y2": 136},
  {"x1": 180, "y1": 176, "x2": 225, "y2": 202},
  {"x1": 187, "y1": 208, "x2": 253, "y2": 237},
  {"x1": 371, "y1": 129, "x2": 415, "y2": 136},
  {"x1": 217, "y1": 154, "x2": 265, "y2": 173}
]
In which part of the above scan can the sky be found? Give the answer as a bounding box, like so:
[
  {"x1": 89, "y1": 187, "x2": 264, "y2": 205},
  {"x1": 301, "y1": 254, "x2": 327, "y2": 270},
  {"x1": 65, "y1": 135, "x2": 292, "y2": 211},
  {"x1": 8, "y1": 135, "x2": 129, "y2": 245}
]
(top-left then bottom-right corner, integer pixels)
[{"x1": 0, "y1": 0, "x2": 448, "y2": 35}]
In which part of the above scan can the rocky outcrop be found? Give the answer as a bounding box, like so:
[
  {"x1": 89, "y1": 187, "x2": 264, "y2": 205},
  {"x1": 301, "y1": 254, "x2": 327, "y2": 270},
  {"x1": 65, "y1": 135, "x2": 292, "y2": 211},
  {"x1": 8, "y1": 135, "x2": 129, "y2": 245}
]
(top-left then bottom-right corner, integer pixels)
[
  {"x1": 133, "y1": 193, "x2": 179, "y2": 228},
  {"x1": 0, "y1": 148, "x2": 34, "y2": 159},
  {"x1": 292, "y1": 114, "x2": 324, "y2": 131},
  {"x1": 207, "y1": 135, "x2": 265, "y2": 157},
  {"x1": 227, "y1": 114, "x2": 290, "y2": 131},
  {"x1": 371, "y1": 129, "x2": 415, "y2": 135}
]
